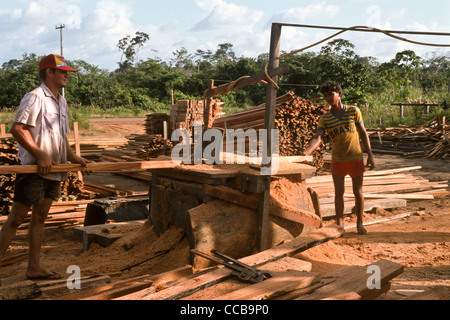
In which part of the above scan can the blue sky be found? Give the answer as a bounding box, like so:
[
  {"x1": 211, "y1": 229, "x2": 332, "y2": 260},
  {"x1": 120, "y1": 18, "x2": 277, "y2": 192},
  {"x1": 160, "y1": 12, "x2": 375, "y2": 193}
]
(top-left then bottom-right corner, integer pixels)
[{"x1": 1, "y1": 0, "x2": 449, "y2": 71}]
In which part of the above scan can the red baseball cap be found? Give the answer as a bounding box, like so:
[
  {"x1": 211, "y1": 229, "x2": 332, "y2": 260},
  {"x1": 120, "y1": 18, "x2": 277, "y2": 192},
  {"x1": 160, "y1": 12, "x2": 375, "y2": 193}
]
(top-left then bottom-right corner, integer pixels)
[{"x1": 39, "y1": 54, "x2": 76, "y2": 72}]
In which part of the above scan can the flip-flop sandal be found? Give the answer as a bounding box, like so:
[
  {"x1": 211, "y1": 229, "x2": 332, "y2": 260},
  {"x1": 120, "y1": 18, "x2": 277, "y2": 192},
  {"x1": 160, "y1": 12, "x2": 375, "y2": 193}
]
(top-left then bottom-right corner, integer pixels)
[{"x1": 27, "y1": 271, "x2": 63, "y2": 280}]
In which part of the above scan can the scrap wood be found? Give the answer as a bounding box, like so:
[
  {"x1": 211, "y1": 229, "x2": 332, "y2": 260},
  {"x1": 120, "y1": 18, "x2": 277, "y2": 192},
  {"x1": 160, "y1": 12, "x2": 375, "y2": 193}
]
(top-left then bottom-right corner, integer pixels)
[
  {"x1": 295, "y1": 259, "x2": 404, "y2": 300},
  {"x1": 0, "y1": 280, "x2": 41, "y2": 300},
  {"x1": 39, "y1": 275, "x2": 111, "y2": 297},
  {"x1": 213, "y1": 271, "x2": 320, "y2": 300},
  {"x1": 0, "y1": 252, "x2": 28, "y2": 267},
  {"x1": 115, "y1": 266, "x2": 194, "y2": 300},
  {"x1": 139, "y1": 225, "x2": 344, "y2": 300},
  {"x1": 344, "y1": 212, "x2": 412, "y2": 231}
]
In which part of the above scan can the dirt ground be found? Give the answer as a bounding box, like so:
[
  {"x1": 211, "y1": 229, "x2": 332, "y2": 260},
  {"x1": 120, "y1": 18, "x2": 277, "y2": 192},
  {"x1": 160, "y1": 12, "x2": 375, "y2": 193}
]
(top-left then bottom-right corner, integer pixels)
[{"x1": 1, "y1": 118, "x2": 449, "y2": 300}]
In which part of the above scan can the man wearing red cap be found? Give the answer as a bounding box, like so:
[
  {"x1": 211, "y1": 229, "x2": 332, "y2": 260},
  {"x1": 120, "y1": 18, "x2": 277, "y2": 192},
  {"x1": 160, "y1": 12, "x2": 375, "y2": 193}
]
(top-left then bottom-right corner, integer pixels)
[{"x1": 0, "y1": 54, "x2": 89, "y2": 280}]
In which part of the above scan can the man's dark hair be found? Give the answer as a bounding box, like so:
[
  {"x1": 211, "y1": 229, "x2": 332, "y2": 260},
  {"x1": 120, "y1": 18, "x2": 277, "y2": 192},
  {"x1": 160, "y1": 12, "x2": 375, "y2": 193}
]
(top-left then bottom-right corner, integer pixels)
[
  {"x1": 320, "y1": 80, "x2": 342, "y2": 94},
  {"x1": 39, "y1": 68, "x2": 57, "y2": 82}
]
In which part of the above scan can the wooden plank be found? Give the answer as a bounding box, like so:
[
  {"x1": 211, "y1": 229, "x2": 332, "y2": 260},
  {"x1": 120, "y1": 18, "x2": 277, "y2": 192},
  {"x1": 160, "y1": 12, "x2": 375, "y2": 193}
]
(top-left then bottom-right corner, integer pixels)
[
  {"x1": 269, "y1": 204, "x2": 321, "y2": 229},
  {"x1": 115, "y1": 266, "x2": 194, "y2": 300},
  {"x1": 340, "y1": 193, "x2": 434, "y2": 200},
  {"x1": 344, "y1": 212, "x2": 412, "y2": 231},
  {"x1": 402, "y1": 286, "x2": 450, "y2": 300},
  {"x1": 295, "y1": 259, "x2": 404, "y2": 300},
  {"x1": 203, "y1": 185, "x2": 259, "y2": 210},
  {"x1": 214, "y1": 271, "x2": 320, "y2": 300},
  {"x1": 0, "y1": 160, "x2": 177, "y2": 174},
  {"x1": 319, "y1": 198, "x2": 407, "y2": 217},
  {"x1": 0, "y1": 252, "x2": 28, "y2": 267},
  {"x1": 141, "y1": 225, "x2": 344, "y2": 300},
  {"x1": 40, "y1": 275, "x2": 111, "y2": 297},
  {"x1": 0, "y1": 280, "x2": 42, "y2": 300},
  {"x1": 321, "y1": 291, "x2": 361, "y2": 300}
]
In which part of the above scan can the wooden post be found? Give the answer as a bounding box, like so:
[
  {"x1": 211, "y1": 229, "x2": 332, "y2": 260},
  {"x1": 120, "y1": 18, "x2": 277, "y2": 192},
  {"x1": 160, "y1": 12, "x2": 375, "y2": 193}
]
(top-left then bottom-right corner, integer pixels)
[
  {"x1": 257, "y1": 23, "x2": 282, "y2": 252},
  {"x1": 0, "y1": 124, "x2": 6, "y2": 138},
  {"x1": 203, "y1": 79, "x2": 215, "y2": 130},
  {"x1": 73, "y1": 122, "x2": 83, "y2": 182},
  {"x1": 399, "y1": 103, "x2": 404, "y2": 118},
  {"x1": 163, "y1": 121, "x2": 168, "y2": 156}
]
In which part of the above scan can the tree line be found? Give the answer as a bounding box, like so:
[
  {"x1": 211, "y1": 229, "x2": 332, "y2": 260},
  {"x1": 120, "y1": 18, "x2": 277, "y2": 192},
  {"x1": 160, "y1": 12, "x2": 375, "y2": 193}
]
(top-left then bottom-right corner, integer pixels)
[{"x1": 0, "y1": 37, "x2": 449, "y2": 126}]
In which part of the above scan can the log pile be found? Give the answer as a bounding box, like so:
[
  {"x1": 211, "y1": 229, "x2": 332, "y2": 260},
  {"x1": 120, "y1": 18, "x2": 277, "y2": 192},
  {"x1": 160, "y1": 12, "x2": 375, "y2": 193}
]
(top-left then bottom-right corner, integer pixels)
[
  {"x1": 0, "y1": 138, "x2": 19, "y2": 215},
  {"x1": 212, "y1": 92, "x2": 329, "y2": 169},
  {"x1": 369, "y1": 116, "x2": 449, "y2": 159}
]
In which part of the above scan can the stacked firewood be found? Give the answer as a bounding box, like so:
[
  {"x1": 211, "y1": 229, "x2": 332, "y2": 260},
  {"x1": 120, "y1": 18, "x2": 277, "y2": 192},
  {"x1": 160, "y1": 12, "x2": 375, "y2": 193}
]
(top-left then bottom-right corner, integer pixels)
[
  {"x1": 275, "y1": 96, "x2": 329, "y2": 168},
  {"x1": 0, "y1": 138, "x2": 19, "y2": 215},
  {"x1": 60, "y1": 172, "x2": 88, "y2": 200},
  {"x1": 369, "y1": 116, "x2": 449, "y2": 159},
  {"x1": 136, "y1": 135, "x2": 173, "y2": 159},
  {"x1": 212, "y1": 92, "x2": 329, "y2": 169}
]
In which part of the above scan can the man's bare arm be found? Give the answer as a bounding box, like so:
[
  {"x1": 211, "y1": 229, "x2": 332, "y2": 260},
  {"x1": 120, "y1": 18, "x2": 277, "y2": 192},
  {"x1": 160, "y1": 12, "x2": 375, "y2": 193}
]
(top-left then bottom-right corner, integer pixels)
[
  {"x1": 356, "y1": 122, "x2": 375, "y2": 170},
  {"x1": 302, "y1": 128, "x2": 325, "y2": 156},
  {"x1": 10, "y1": 123, "x2": 54, "y2": 175}
]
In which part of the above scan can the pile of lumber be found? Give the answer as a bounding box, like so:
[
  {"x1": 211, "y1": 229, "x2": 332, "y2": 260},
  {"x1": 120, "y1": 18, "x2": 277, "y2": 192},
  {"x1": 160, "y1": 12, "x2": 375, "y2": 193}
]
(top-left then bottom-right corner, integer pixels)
[
  {"x1": 369, "y1": 116, "x2": 449, "y2": 159},
  {"x1": 145, "y1": 113, "x2": 170, "y2": 135},
  {"x1": 172, "y1": 100, "x2": 206, "y2": 132},
  {"x1": 305, "y1": 166, "x2": 449, "y2": 218},
  {"x1": 107, "y1": 134, "x2": 172, "y2": 160},
  {"x1": 0, "y1": 137, "x2": 19, "y2": 215},
  {"x1": 68, "y1": 139, "x2": 127, "y2": 159},
  {"x1": 212, "y1": 92, "x2": 328, "y2": 169}
]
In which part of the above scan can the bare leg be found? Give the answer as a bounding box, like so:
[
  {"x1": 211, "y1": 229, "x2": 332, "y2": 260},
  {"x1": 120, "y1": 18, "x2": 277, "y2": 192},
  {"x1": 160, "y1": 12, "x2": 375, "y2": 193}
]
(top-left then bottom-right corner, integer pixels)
[
  {"x1": 0, "y1": 201, "x2": 30, "y2": 258},
  {"x1": 352, "y1": 174, "x2": 367, "y2": 235},
  {"x1": 332, "y1": 174, "x2": 345, "y2": 228},
  {"x1": 26, "y1": 198, "x2": 60, "y2": 279}
]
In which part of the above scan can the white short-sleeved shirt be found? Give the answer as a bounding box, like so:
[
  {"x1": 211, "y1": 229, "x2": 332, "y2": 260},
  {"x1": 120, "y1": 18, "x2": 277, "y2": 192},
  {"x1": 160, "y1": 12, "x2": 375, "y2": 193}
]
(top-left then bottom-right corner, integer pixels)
[{"x1": 14, "y1": 84, "x2": 70, "y2": 181}]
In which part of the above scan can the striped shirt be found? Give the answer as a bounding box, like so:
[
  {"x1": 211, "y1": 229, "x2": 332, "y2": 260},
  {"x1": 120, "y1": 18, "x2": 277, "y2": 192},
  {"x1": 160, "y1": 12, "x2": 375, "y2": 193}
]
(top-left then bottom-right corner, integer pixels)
[{"x1": 318, "y1": 105, "x2": 363, "y2": 162}]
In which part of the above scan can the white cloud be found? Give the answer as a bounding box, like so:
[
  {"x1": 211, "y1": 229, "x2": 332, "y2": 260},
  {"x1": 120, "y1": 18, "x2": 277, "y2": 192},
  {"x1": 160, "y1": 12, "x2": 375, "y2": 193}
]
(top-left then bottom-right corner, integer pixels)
[
  {"x1": 22, "y1": 0, "x2": 82, "y2": 29},
  {"x1": 267, "y1": 2, "x2": 340, "y2": 27},
  {"x1": 192, "y1": 0, "x2": 263, "y2": 32}
]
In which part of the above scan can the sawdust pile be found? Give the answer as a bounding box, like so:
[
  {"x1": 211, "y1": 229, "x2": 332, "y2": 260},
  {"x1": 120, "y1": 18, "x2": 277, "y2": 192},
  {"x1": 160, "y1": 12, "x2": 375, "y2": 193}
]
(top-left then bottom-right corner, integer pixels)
[
  {"x1": 270, "y1": 176, "x2": 314, "y2": 212},
  {"x1": 74, "y1": 219, "x2": 191, "y2": 280}
]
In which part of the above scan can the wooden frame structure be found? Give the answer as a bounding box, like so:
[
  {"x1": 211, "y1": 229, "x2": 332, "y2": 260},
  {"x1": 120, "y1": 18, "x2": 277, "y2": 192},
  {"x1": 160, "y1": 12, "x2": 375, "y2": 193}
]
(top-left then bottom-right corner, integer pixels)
[{"x1": 251, "y1": 23, "x2": 450, "y2": 250}]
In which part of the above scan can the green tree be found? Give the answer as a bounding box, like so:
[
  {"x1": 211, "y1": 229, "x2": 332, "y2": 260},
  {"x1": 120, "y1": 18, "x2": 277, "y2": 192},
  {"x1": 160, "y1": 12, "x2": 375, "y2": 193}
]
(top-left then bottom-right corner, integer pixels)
[{"x1": 117, "y1": 31, "x2": 150, "y2": 69}]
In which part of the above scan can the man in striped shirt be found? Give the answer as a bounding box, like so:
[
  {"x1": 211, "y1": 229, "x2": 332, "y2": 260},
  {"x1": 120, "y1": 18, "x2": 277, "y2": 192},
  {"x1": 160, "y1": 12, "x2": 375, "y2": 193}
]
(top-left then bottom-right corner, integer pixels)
[{"x1": 303, "y1": 80, "x2": 375, "y2": 234}]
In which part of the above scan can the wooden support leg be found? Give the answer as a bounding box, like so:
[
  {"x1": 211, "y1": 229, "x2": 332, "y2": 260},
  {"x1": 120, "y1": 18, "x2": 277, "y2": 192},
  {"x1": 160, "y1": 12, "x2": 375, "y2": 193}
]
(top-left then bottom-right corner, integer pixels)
[{"x1": 257, "y1": 180, "x2": 271, "y2": 251}]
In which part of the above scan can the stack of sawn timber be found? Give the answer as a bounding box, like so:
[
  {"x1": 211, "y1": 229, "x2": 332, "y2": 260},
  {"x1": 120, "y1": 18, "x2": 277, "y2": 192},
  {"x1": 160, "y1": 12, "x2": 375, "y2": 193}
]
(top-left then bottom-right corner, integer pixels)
[
  {"x1": 0, "y1": 137, "x2": 19, "y2": 215},
  {"x1": 305, "y1": 166, "x2": 449, "y2": 218},
  {"x1": 6, "y1": 225, "x2": 406, "y2": 300},
  {"x1": 145, "y1": 113, "x2": 170, "y2": 135},
  {"x1": 368, "y1": 116, "x2": 450, "y2": 159},
  {"x1": 212, "y1": 92, "x2": 329, "y2": 169}
]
